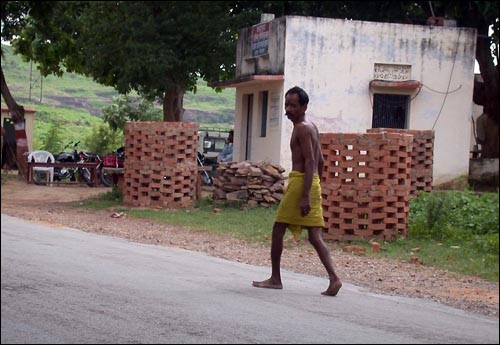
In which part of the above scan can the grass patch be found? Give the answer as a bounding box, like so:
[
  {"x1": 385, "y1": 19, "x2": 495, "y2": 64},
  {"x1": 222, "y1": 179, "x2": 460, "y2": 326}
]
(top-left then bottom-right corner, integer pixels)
[
  {"x1": 78, "y1": 186, "x2": 123, "y2": 209},
  {"x1": 127, "y1": 198, "x2": 276, "y2": 242},
  {"x1": 348, "y1": 237, "x2": 498, "y2": 281},
  {"x1": 76, "y1": 188, "x2": 499, "y2": 282}
]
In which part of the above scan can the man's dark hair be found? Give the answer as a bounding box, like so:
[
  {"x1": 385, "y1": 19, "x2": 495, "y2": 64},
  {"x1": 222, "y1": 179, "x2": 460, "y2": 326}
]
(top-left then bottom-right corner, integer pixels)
[{"x1": 285, "y1": 86, "x2": 309, "y2": 106}]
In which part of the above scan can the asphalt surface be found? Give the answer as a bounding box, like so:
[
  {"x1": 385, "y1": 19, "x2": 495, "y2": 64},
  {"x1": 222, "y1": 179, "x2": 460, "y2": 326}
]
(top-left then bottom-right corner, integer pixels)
[{"x1": 1, "y1": 213, "x2": 499, "y2": 344}]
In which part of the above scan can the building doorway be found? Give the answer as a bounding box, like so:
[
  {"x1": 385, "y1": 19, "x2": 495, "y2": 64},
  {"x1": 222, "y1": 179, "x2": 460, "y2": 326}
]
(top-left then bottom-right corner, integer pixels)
[{"x1": 243, "y1": 94, "x2": 254, "y2": 160}]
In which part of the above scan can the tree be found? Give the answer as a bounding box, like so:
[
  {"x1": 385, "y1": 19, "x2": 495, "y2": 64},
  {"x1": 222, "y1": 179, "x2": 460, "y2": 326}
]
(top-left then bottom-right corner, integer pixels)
[
  {"x1": 6, "y1": 1, "x2": 497, "y2": 156},
  {"x1": 40, "y1": 122, "x2": 63, "y2": 153},
  {"x1": 1, "y1": 1, "x2": 40, "y2": 176},
  {"x1": 408, "y1": 1, "x2": 498, "y2": 158},
  {"x1": 1, "y1": 1, "x2": 28, "y2": 123},
  {"x1": 83, "y1": 123, "x2": 123, "y2": 156},
  {"x1": 2, "y1": 1, "x2": 91, "y2": 174},
  {"x1": 11, "y1": 1, "x2": 259, "y2": 122}
]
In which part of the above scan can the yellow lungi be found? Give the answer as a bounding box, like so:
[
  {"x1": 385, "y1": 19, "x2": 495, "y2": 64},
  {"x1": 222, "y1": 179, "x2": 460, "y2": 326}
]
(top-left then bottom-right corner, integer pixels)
[{"x1": 275, "y1": 171, "x2": 325, "y2": 239}]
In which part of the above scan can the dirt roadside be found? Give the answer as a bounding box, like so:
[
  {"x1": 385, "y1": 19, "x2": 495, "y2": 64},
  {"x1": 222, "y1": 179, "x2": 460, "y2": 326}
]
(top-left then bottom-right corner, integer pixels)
[{"x1": 1, "y1": 175, "x2": 498, "y2": 318}]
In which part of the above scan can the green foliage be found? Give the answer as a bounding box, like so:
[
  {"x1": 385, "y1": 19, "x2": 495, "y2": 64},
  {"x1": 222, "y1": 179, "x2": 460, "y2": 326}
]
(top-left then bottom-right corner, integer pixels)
[
  {"x1": 2, "y1": 44, "x2": 235, "y2": 124},
  {"x1": 10, "y1": 2, "x2": 89, "y2": 77},
  {"x1": 409, "y1": 191, "x2": 499, "y2": 256},
  {"x1": 5, "y1": 1, "x2": 254, "y2": 120},
  {"x1": 199, "y1": 123, "x2": 233, "y2": 131},
  {"x1": 26, "y1": 102, "x2": 102, "y2": 152},
  {"x1": 81, "y1": 196, "x2": 277, "y2": 242},
  {"x1": 79, "y1": 186, "x2": 123, "y2": 209},
  {"x1": 2, "y1": 43, "x2": 235, "y2": 152},
  {"x1": 83, "y1": 123, "x2": 124, "y2": 156},
  {"x1": 126, "y1": 200, "x2": 277, "y2": 242},
  {"x1": 39, "y1": 122, "x2": 64, "y2": 153},
  {"x1": 101, "y1": 95, "x2": 162, "y2": 132},
  {"x1": 99, "y1": 186, "x2": 123, "y2": 202},
  {"x1": 364, "y1": 236, "x2": 498, "y2": 281},
  {"x1": 1, "y1": 45, "x2": 119, "y2": 113}
]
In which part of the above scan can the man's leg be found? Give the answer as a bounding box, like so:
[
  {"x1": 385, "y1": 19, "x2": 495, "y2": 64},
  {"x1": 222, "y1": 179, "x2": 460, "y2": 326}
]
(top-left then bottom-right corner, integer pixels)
[
  {"x1": 252, "y1": 222, "x2": 287, "y2": 289},
  {"x1": 307, "y1": 228, "x2": 342, "y2": 296}
]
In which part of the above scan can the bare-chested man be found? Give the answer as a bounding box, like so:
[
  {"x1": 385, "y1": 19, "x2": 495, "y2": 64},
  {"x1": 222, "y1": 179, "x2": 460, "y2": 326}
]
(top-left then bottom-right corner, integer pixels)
[{"x1": 252, "y1": 86, "x2": 342, "y2": 296}]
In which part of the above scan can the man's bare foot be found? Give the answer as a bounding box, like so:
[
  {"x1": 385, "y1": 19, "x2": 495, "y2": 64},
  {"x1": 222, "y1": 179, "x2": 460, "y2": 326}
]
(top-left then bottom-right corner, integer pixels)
[
  {"x1": 252, "y1": 279, "x2": 283, "y2": 289},
  {"x1": 321, "y1": 279, "x2": 342, "y2": 296}
]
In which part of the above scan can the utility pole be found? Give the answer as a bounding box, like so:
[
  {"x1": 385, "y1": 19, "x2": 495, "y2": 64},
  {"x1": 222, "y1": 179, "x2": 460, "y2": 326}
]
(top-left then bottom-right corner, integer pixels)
[
  {"x1": 29, "y1": 60, "x2": 32, "y2": 102},
  {"x1": 29, "y1": 60, "x2": 43, "y2": 103}
]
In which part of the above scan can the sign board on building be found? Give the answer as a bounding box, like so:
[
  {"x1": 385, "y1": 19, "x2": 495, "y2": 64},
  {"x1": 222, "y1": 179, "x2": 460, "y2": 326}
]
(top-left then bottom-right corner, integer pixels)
[
  {"x1": 374, "y1": 63, "x2": 411, "y2": 81},
  {"x1": 252, "y1": 22, "x2": 270, "y2": 57},
  {"x1": 269, "y1": 91, "x2": 281, "y2": 128}
]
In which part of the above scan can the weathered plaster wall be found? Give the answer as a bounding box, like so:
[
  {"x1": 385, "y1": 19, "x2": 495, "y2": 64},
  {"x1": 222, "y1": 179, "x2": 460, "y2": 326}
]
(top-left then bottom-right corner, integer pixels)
[{"x1": 282, "y1": 17, "x2": 476, "y2": 184}]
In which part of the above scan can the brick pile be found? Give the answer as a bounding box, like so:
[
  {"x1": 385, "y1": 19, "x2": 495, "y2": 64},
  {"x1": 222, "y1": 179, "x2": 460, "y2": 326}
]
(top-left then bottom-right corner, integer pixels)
[
  {"x1": 122, "y1": 121, "x2": 199, "y2": 209},
  {"x1": 367, "y1": 128, "x2": 434, "y2": 195},
  {"x1": 320, "y1": 132, "x2": 413, "y2": 241},
  {"x1": 213, "y1": 161, "x2": 286, "y2": 207}
]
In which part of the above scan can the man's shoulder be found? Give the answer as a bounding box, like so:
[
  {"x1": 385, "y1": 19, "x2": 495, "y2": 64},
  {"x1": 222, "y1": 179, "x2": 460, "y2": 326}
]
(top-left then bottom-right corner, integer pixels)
[{"x1": 295, "y1": 121, "x2": 318, "y2": 134}]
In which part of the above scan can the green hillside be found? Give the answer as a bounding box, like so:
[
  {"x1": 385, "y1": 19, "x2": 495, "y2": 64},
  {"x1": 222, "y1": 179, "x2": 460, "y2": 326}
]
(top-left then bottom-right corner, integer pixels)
[{"x1": 1, "y1": 44, "x2": 235, "y2": 151}]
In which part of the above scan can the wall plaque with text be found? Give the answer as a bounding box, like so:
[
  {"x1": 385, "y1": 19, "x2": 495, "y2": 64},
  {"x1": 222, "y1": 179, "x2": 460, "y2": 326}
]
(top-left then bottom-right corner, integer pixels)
[{"x1": 373, "y1": 63, "x2": 411, "y2": 81}]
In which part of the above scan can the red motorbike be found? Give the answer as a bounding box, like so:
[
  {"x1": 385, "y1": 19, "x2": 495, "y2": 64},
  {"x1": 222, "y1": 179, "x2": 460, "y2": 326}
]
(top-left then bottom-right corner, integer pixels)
[{"x1": 99, "y1": 146, "x2": 125, "y2": 187}]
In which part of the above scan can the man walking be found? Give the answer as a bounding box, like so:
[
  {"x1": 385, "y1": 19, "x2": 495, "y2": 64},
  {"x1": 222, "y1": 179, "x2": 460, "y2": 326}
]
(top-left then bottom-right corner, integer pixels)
[{"x1": 252, "y1": 86, "x2": 342, "y2": 296}]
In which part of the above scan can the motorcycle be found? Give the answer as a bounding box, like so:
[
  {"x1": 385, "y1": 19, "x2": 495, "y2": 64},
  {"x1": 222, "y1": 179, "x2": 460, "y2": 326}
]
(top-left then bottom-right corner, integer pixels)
[
  {"x1": 78, "y1": 149, "x2": 103, "y2": 186},
  {"x1": 46, "y1": 141, "x2": 96, "y2": 186},
  {"x1": 50, "y1": 141, "x2": 81, "y2": 182},
  {"x1": 99, "y1": 146, "x2": 125, "y2": 187},
  {"x1": 198, "y1": 152, "x2": 213, "y2": 186}
]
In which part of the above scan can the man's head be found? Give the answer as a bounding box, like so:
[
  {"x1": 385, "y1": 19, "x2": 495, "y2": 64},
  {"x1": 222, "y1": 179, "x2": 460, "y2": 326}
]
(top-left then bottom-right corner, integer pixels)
[
  {"x1": 285, "y1": 86, "x2": 309, "y2": 123},
  {"x1": 285, "y1": 86, "x2": 309, "y2": 106}
]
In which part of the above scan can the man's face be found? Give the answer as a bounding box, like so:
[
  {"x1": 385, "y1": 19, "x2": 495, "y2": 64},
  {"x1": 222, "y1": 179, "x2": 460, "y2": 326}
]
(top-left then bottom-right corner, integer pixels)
[{"x1": 284, "y1": 93, "x2": 306, "y2": 122}]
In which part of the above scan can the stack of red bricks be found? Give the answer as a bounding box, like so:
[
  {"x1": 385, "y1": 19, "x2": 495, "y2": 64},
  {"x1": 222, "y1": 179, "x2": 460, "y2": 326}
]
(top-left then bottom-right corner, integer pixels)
[
  {"x1": 320, "y1": 132, "x2": 413, "y2": 241},
  {"x1": 213, "y1": 161, "x2": 286, "y2": 207},
  {"x1": 122, "y1": 121, "x2": 199, "y2": 209},
  {"x1": 367, "y1": 128, "x2": 434, "y2": 195}
]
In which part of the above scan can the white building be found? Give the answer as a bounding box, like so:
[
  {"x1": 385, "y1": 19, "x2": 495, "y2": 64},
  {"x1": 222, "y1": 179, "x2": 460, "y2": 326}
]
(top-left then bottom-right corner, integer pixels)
[{"x1": 210, "y1": 15, "x2": 477, "y2": 185}]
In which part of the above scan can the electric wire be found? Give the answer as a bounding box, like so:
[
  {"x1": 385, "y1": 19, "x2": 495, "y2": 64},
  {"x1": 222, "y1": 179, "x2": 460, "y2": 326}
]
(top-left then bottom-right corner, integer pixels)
[{"x1": 432, "y1": 29, "x2": 462, "y2": 130}]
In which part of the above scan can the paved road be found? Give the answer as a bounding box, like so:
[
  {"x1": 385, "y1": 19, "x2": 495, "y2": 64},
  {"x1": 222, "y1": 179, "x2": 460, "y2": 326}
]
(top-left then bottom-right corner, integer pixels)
[{"x1": 1, "y1": 213, "x2": 498, "y2": 344}]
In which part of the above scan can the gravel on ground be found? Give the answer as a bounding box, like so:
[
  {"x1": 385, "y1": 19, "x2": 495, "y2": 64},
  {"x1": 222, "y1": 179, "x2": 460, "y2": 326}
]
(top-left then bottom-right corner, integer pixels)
[{"x1": 1, "y1": 176, "x2": 498, "y2": 318}]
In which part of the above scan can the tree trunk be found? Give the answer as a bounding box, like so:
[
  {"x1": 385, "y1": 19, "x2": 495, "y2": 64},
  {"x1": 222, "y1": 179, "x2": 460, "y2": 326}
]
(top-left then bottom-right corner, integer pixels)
[
  {"x1": 1, "y1": 66, "x2": 29, "y2": 178},
  {"x1": 162, "y1": 86, "x2": 185, "y2": 122}
]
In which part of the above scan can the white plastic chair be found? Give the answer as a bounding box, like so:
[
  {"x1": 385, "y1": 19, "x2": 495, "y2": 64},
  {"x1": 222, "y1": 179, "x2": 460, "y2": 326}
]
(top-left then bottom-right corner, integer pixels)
[{"x1": 28, "y1": 150, "x2": 55, "y2": 185}]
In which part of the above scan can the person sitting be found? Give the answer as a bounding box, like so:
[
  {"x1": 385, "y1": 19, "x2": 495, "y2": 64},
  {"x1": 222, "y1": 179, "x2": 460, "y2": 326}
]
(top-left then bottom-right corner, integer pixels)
[{"x1": 217, "y1": 130, "x2": 234, "y2": 163}]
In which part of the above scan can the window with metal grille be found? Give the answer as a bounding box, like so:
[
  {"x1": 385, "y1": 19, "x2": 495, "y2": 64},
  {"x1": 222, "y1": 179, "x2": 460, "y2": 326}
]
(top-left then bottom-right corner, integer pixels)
[{"x1": 372, "y1": 94, "x2": 409, "y2": 129}]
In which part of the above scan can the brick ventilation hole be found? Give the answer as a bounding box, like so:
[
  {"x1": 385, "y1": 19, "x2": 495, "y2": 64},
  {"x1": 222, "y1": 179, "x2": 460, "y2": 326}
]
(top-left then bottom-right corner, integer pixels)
[
  {"x1": 367, "y1": 128, "x2": 434, "y2": 195},
  {"x1": 123, "y1": 122, "x2": 199, "y2": 209},
  {"x1": 320, "y1": 132, "x2": 414, "y2": 241}
]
